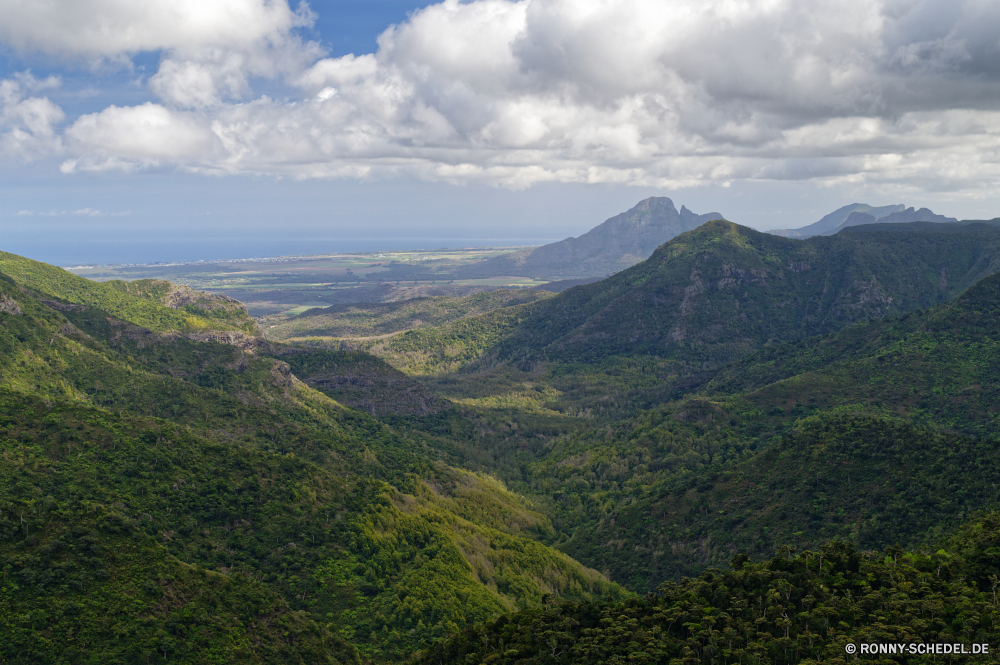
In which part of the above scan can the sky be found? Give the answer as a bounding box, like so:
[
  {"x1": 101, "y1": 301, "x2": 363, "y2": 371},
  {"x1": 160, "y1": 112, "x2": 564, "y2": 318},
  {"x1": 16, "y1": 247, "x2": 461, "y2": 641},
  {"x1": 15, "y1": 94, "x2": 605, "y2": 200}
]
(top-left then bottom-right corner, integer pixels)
[{"x1": 3, "y1": 0, "x2": 1000, "y2": 265}]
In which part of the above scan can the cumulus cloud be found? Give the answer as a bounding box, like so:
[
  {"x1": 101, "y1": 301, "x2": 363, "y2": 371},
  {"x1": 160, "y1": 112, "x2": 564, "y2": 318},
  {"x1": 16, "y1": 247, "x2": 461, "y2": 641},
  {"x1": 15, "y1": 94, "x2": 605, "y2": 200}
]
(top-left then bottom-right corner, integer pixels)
[
  {"x1": 0, "y1": 0, "x2": 323, "y2": 110},
  {"x1": 0, "y1": 72, "x2": 64, "y2": 159},
  {"x1": 62, "y1": 103, "x2": 217, "y2": 172},
  {"x1": 16, "y1": 0, "x2": 1000, "y2": 190},
  {"x1": 0, "y1": 0, "x2": 315, "y2": 60}
]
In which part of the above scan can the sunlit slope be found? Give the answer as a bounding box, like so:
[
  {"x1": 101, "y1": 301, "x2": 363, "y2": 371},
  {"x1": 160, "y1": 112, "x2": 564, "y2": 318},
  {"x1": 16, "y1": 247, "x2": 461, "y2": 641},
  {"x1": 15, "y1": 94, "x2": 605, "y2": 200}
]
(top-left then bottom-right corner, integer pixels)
[
  {"x1": 264, "y1": 288, "x2": 552, "y2": 341},
  {"x1": 0, "y1": 251, "x2": 257, "y2": 333},
  {"x1": 0, "y1": 265, "x2": 626, "y2": 660}
]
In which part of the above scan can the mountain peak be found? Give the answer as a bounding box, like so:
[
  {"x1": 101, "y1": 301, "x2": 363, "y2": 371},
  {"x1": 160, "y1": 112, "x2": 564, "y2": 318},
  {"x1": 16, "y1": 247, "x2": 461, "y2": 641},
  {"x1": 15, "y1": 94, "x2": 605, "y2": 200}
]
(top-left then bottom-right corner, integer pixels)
[
  {"x1": 459, "y1": 197, "x2": 726, "y2": 280},
  {"x1": 631, "y1": 196, "x2": 678, "y2": 212}
]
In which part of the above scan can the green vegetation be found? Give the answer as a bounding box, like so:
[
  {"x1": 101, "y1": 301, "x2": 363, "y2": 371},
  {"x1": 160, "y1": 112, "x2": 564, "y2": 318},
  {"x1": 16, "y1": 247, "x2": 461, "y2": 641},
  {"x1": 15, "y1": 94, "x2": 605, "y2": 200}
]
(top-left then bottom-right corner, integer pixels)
[
  {"x1": 0, "y1": 252, "x2": 255, "y2": 334},
  {"x1": 419, "y1": 514, "x2": 1000, "y2": 665},
  {"x1": 6, "y1": 212, "x2": 1000, "y2": 663},
  {"x1": 0, "y1": 259, "x2": 625, "y2": 662},
  {"x1": 556, "y1": 416, "x2": 1000, "y2": 591},
  {"x1": 263, "y1": 289, "x2": 551, "y2": 341}
]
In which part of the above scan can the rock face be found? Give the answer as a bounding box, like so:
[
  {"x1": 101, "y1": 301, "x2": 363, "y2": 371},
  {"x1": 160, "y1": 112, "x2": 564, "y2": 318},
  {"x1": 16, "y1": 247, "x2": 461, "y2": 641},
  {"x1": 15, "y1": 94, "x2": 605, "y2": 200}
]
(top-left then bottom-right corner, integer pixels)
[
  {"x1": 0, "y1": 294, "x2": 22, "y2": 315},
  {"x1": 160, "y1": 283, "x2": 247, "y2": 312},
  {"x1": 458, "y1": 197, "x2": 725, "y2": 279}
]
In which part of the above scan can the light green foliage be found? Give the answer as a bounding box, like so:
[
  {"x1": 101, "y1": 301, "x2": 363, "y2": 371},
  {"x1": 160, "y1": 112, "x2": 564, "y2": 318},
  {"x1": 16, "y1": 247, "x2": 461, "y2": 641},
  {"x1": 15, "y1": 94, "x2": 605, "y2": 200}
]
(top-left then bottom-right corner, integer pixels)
[
  {"x1": 263, "y1": 288, "x2": 552, "y2": 340},
  {"x1": 0, "y1": 255, "x2": 625, "y2": 662},
  {"x1": 0, "y1": 253, "x2": 253, "y2": 333}
]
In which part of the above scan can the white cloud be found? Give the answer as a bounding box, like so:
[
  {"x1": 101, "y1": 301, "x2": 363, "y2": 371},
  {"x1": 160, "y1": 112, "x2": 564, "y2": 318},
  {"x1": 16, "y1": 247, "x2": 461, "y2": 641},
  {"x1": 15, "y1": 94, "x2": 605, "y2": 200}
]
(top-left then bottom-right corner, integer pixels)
[
  {"x1": 63, "y1": 103, "x2": 217, "y2": 172},
  {"x1": 0, "y1": 0, "x2": 315, "y2": 60},
  {"x1": 0, "y1": 0, "x2": 323, "y2": 110},
  {"x1": 18, "y1": 0, "x2": 1000, "y2": 192},
  {"x1": 0, "y1": 72, "x2": 65, "y2": 159}
]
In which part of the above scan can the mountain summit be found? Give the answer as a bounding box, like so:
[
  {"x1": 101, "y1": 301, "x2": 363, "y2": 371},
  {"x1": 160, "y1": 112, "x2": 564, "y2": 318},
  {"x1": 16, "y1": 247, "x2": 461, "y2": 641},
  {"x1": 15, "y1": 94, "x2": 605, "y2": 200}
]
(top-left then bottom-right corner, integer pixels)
[{"x1": 459, "y1": 197, "x2": 724, "y2": 280}]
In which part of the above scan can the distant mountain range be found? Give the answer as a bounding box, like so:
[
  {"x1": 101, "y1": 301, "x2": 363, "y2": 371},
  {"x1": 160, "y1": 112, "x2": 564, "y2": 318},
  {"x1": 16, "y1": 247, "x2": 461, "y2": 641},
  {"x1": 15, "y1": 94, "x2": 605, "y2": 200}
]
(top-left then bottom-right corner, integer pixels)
[
  {"x1": 455, "y1": 198, "x2": 961, "y2": 282},
  {"x1": 457, "y1": 197, "x2": 724, "y2": 280},
  {"x1": 769, "y1": 203, "x2": 957, "y2": 238}
]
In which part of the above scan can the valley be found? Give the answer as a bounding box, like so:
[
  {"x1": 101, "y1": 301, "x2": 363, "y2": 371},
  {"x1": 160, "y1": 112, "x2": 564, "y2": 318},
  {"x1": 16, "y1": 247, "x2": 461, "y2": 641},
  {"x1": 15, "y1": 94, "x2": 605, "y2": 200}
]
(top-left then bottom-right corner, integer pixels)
[{"x1": 4, "y1": 200, "x2": 1000, "y2": 663}]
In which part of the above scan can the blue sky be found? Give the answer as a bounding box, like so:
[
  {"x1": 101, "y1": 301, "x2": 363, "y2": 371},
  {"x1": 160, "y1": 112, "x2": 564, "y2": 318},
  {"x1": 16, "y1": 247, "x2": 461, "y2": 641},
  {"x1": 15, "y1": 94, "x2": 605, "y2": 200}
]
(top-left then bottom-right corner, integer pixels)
[{"x1": 3, "y1": 0, "x2": 1000, "y2": 265}]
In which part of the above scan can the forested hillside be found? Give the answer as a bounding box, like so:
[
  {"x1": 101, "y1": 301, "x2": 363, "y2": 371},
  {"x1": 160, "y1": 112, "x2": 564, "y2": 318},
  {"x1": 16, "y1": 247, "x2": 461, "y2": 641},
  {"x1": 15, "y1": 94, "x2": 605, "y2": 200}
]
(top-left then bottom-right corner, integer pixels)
[
  {"x1": 4, "y1": 210, "x2": 1000, "y2": 664},
  {"x1": 0, "y1": 255, "x2": 625, "y2": 663},
  {"x1": 419, "y1": 513, "x2": 1000, "y2": 665},
  {"x1": 486, "y1": 219, "x2": 1000, "y2": 369}
]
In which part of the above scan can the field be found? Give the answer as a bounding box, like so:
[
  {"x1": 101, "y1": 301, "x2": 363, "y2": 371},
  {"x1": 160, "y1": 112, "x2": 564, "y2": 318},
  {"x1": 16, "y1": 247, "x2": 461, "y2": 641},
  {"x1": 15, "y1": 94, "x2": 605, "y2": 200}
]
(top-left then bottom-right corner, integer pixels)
[{"x1": 66, "y1": 247, "x2": 547, "y2": 316}]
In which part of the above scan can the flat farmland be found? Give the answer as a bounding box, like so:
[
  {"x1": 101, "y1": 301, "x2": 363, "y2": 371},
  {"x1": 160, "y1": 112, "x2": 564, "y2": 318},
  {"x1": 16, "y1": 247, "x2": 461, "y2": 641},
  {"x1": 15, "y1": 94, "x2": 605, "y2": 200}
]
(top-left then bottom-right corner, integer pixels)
[{"x1": 66, "y1": 247, "x2": 546, "y2": 315}]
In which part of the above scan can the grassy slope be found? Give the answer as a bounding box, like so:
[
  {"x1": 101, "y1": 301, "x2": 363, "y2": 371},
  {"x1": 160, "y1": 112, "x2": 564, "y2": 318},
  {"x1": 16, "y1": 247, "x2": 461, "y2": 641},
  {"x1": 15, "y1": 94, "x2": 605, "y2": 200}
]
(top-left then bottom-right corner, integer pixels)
[
  {"x1": 106, "y1": 278, "x2": 260, "y2": 333},
  {"x1": 0, "y1": 259, "x2": 625, "y2": 661},
  {"x1": 0, "y1": 252, "x2": 255, "y2": 334}
]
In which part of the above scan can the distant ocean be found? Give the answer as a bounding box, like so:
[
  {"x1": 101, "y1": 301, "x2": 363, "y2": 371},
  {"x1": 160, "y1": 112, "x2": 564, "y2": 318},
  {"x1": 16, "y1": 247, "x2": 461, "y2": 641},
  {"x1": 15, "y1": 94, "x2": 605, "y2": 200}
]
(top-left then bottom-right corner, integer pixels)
[{"x1": 6, "y1": 236, "x2": 555, "y2": 267}]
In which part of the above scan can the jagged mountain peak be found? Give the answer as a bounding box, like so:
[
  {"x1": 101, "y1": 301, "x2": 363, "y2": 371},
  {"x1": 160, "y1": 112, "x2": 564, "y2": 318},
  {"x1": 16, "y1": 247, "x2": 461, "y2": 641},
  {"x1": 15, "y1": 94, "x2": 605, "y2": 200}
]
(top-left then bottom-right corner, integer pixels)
[{"x1": 458, "y1": 196, "x2": 725, "y2": 281}]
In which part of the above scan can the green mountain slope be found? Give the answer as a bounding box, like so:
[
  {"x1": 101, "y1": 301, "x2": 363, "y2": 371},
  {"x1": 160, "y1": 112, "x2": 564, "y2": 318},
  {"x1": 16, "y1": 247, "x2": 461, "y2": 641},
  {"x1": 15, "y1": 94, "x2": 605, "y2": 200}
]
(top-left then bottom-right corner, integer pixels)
[
  {"x1": 0, "y1": 252, "x2": 257, "y2": 334},
  {"x1": 707, "y1": 269, "x2": 1000, "y2": 437},
  {"x1": 0, "y1": 254, "x2": 626, "y2": 661},
  {"x1": 496, "y1": 268, "x2": 1000, "y2": 589},
  {"x1": 419, "y1": 514, "x2": 1000, "y2": 665},
  {"x1": 557, "y1": 416, "x2": 1000, "y2": 591},
  {"x1": 489, "y1": 220, "x2": 1000, "y2": 366},
  {"x1": 347, "y1": 219, "x2": 1000, "y2": 393}
]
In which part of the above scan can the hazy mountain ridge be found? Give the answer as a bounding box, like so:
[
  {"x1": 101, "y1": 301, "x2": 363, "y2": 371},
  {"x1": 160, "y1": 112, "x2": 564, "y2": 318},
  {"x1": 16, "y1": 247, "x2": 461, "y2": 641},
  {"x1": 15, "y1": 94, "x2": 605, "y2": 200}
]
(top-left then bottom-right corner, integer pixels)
[
  {"x1": 769, "y1": 203, "x2": 957, "y2": 238},
  {"x1": 457, "y1": 197, "x2": 724, "y2": 280}
]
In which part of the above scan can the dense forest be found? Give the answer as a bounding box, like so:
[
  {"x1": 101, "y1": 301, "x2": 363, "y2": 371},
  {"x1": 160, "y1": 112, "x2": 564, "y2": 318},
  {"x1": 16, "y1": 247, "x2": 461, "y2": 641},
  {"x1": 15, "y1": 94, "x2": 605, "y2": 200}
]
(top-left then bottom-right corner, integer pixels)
[{"x1": 2, "y1": 217, "x2": 999, "y2": 663}]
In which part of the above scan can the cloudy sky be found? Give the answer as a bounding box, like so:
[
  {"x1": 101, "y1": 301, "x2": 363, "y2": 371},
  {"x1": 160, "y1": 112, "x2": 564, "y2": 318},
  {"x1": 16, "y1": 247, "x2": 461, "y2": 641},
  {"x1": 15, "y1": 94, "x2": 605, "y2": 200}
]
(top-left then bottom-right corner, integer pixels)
[{"x1": 3, "y1": 0, "x2": 1000, "y2": 264}]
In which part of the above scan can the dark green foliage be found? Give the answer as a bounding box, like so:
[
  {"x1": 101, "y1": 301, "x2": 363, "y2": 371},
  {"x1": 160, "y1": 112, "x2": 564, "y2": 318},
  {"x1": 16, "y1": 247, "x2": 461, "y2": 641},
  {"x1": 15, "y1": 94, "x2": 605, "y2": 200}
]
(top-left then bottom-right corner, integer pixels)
[
  {"x1": 706, "y1": 270, "x2": 1000, "y2": 437},
  {"x1": 0, "y1": 258, "x2": 631, "y2": 662},
  {"x1": 6, "y1": 217, "x2": 1000, "y2": 665},
  {"x1": 488, "y1": 220, "x2": 1000, "y2": 370},
  {"x1": 279, "y1": 349, "x2": 446, "y2": 416},
  {"x1": 1, "y1": 506, "x2": 355, "y2": 664},
  {"x1": 417, "y1": 522, "x2": 1000, "y2": 665},
  {"x1": 560, "y1": 416, "x2": 1000, "y2": 591}
]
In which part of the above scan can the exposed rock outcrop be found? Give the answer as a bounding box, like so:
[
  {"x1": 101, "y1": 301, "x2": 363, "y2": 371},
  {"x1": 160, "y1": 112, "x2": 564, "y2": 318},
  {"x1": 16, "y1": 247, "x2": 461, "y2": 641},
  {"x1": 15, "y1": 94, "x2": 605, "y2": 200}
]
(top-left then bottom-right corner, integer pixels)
[{"x1": 0, "y1": 294, "x2": 22, "y2": 315}]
